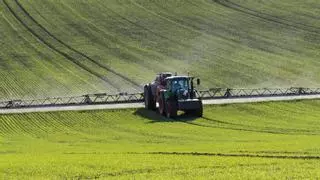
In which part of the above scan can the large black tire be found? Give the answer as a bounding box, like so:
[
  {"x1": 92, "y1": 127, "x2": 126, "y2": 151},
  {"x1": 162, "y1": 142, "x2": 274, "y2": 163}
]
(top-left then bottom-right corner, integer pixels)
[
  {"x1": 149, "y1": 88, "x2": 156, "y2": 110},
  {"x1": 166, "y1": 101, "x2": 177, "y2": 118},
  {"x1": 184, "y1": 101, "x2": 203, "y2": 117},
  {"x1": 144, "y1": 85, "x2": 156, "y2": 110},
  {"x1": 158, "y1": 91, "x2": 166, "y2": 115},
  {"x1": 144, "y1": 85, "x2": 150, "y2": 109},
  {"x1": 194, "y1": 101, "x2": 203, "y2": 117}
]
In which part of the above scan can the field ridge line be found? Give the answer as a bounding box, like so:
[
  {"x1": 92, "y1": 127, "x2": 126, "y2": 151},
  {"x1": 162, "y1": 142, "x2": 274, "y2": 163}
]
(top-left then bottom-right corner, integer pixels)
[{"x1": 131, "y1": 152, "x2": 320, "y2": 160}]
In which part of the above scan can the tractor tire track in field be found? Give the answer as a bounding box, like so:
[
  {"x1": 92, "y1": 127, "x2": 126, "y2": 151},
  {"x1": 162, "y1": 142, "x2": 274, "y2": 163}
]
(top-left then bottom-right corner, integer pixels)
[
  {"x1": 213, "y1": 0, "x2": 320, "y2": 35},
  {"x1": 3, "y1": 0, "x2": 141, "y2": 91},
  {"x1": 1, "y1": 14, "x2": 78, "y2": 96},
  {"x1": 2, "y1": 0, "x2": 119, "y2": 90},
  {"x1": 133, "y1": 152, "x2": 320, "y2": 160},
  {"x1": 59, "y1": 1, "x2": 174, "y2": 75},
  {"x1": 2, "y1": 12, "x2": 99, "y2": 95},
  {"x1": 14, "y1": 0, "x2": 141, "y2": 90},
  {"x1": 1, "y1": 0, "x2": 119, "y2": 90}
]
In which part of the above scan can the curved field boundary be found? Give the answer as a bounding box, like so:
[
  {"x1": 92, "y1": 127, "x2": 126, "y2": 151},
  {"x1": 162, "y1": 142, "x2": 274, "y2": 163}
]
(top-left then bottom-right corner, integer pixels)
[
  {"x1": 3, "y1": 0, "x2": 141, "y2": 90},
  {"x1": 0, "y1": 94, "x2": 319, "y2": 114},
  {"x1": 213, "y1": 0, "x2": 320, "y2": 35}
]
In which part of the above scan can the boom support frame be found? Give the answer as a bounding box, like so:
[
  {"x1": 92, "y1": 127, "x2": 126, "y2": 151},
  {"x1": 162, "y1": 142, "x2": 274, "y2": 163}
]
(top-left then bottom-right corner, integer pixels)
[{"x1": 0, "y1": 87, "x2": 319, "y2": 109}]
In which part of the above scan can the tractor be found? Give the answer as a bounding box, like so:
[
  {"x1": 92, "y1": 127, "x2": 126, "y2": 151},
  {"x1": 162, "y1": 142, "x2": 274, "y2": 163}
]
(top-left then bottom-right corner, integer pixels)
[{"x1": 144, "y1": 73, "x2": 203, "y2": 118}]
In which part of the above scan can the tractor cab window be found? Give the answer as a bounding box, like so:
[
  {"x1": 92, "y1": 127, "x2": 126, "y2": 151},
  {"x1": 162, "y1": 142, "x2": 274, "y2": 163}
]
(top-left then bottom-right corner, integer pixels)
[{"x1": 171, "y1": 79, "x2": 188, "y2": 92}]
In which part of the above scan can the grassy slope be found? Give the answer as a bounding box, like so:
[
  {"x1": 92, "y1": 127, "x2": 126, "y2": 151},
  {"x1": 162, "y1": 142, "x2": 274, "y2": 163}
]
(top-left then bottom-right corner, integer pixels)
[
  {"x1": 0, "y1": 100, "x2": 320, "y2": 178},
  {"x1": 0, "y1": 0, "x2": 319, "y2": 99}
]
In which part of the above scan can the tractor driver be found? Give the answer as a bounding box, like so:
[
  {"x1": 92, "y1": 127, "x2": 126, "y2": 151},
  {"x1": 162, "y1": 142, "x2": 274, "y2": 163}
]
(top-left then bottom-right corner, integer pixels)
[{"x1": 172, "y1": 80, "x2": 182, "y2": 92}]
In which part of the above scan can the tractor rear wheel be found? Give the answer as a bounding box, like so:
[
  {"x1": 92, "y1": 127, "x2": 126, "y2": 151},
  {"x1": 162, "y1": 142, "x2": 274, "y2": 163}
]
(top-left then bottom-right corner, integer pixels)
[
  {"x1": 144, "y1": 85, "x2": 156, "y2": 110},
  {"x1": 166, "y1": 101, "x2": 177, "y2": 118}
]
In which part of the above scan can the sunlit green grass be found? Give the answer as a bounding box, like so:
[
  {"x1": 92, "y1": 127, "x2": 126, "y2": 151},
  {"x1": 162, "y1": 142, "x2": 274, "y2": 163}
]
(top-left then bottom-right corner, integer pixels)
[
  {"x1": 1, "y1": 0, "x2": 320, "y2": 178},
  {"x1": 0, "y1": 100, "x2": 320, "y2": 179},
  {"x1": 0, "y1": 0, "x2": 319, "y2": 99},
  {"x1": 1, "y1": 154, "x2": 320, "y2": 179}
]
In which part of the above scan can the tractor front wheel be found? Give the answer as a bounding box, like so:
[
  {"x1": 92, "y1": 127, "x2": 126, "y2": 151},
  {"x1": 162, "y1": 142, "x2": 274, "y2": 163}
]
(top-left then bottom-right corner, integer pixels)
[
  {"x1": 194, "y1": 101, "x2": 203, "y2": 117},
  {"x1": 166, "y1": 101, "x2": 177, "y2": 118},
  {"x1": 185, "y1": 101, "x2": 203, "y2": 117}
]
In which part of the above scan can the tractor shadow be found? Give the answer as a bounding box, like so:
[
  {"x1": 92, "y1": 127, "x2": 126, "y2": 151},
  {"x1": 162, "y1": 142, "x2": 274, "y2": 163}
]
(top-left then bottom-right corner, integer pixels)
[{"x1": 133, "y1": 108, "x2": 198, "y2": 123}]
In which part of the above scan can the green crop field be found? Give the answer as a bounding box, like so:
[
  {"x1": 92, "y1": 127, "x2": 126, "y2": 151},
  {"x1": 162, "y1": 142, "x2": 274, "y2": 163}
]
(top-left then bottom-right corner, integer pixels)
[
  {"x1": 0, "y1": 0, "x2": 319, "y2": 99},
  {"x1": 1, "y1": 0, "x2": 320, "y2": 179},
  {"x1": 0, "y1": 100, "x2": 320, "y2": 179}
]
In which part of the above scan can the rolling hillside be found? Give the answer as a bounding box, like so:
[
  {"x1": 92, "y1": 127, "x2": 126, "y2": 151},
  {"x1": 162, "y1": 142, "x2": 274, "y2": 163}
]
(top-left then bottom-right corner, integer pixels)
[
  {"x1": 0, "y1": 0, "x2": 319, "y2": 99},
  {"x1": 0, "y1": 100, "x2": 320, "y2": 178}
]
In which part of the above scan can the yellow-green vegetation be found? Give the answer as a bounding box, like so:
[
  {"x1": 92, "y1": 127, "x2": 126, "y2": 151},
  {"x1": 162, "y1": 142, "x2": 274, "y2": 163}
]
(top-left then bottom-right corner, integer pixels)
[
  {"x1": 0, "y1": 100, "x2": 320, "y2": 179},
  {"x1": 1, "y1": 0, "x2": 320, "y2": 179},
  {"x1": 0, "y1": 0, "x2": 319, "y2": 99}
]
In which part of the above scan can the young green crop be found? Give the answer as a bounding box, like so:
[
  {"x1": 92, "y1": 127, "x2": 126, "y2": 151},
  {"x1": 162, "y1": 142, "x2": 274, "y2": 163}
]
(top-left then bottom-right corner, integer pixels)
[{"x1": 0, "y1": 100, "x2": 319, "y2": 178}]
